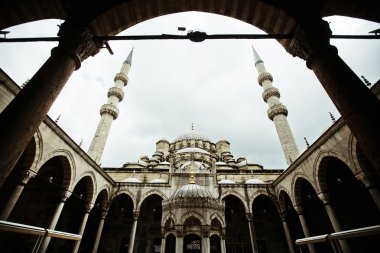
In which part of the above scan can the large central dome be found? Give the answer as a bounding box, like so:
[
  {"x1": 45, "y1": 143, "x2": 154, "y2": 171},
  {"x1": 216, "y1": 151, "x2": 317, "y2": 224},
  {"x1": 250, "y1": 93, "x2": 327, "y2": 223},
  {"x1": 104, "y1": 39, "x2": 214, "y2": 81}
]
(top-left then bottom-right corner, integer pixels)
[
  {"x1": 174, "y1": 130, "x2": 211, "y2": 142},
  {"x1": 171, "y1": 183, "x2": 214, "y2": 199}
]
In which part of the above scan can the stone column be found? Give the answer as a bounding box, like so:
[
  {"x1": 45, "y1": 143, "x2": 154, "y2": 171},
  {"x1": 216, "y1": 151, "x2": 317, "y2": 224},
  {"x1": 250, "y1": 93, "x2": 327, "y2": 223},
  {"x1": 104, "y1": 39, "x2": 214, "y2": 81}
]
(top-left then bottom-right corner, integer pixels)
[
  {"x1": 160, "y1": 236, "x2": 166, "y2": 253},
  {"x1": 0, "y1": 169, "x2": 36, "y2": 220},
  {"x1": 356, "y1": 172, "x2": 380, "y2": 211},
  {"x1": 284, "y1": 18, "x2": 380, "y2": 175},
  {"x1": 92, "y1": 210, "x2": 108, "y2": 253},
  {"x1": 318, "y1": 193, "x2": 352, "y2": 253},
  {"x1": 279, "y1": 212, "x2": 296, "y2": 253},
  {"x1": 39, "y1": 190, "x2": 72, "y2": 253},
  {"x1": 72, "y1": 204, "x2": 92, "y2": 253},
  {"x1": 246, "y1": 212, "x2": 258, "y2": 253},
  {"x1": 175, "y1": 226, "x2": 184, "y2": 253},
  {"x1": 202, "y1": 226, "x2": 210, "y2": 253},
  {"x1": 0, "y1": 21, "x2": 101, "y2": 189},
  {"x1": 220, "y1": 235, "x2": 226, "y2": 253},
  {"x1": 128, "y1": 212, "x2": 139, "y2": 253},
  {"x1": 293, "y1": 205, "x2": 316, "y2": 253}
]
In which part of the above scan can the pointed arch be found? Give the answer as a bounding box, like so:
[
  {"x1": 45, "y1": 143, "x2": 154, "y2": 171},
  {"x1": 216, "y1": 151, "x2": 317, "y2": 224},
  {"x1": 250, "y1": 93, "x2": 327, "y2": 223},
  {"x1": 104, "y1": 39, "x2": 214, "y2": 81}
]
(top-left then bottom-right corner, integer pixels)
[
  {"x1": 277, "y1": 188, "x2": 292, "y2": 213},
  {"x1": 314, "y1": 151, "x2": 354, "y2": 193},
  {"x1": 72, "y1": 173, "x2": 96, "y2": 205},
  {"x1": 251, "y1": 192, "x2": 281, "y2": 214},
  {"x1": 162, "y1": 212, "x2": 178, "y2": 227},
  {"x1": 220, "y1": 191, "x2": 248, "y2": 213},
  {"x1": 112, "y1": 189, "x2": 136, "y2": 210},
  {"x1": 292, "y1": 174, "x2": 316, "y2": 206},
  {"x1": 36, "y1": 149, "x2": 75, "y2": 190},
  {"x1": 180, "y1": 211, "x2": 207, "y2": 225},
  {"x1": 210, "y1": 213, "x2": 225, "y2": 227},
  {"x1": 137, "y1": 189, "x2": 168, "y2": 211}
]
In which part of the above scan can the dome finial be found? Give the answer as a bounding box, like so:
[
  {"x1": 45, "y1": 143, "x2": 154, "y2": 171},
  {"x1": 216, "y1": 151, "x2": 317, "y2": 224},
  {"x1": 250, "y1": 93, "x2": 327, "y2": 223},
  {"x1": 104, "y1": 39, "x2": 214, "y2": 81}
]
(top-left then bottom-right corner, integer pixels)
[{"x1": 191, "y1": 122, "x2": 194, "y2": 131}]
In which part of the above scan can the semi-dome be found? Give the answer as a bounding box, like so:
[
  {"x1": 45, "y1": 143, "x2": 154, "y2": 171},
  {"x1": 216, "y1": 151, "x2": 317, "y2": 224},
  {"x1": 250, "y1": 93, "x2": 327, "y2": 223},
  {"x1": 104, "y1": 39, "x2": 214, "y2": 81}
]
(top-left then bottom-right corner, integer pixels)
[
  {"x1": 122, "y1": 177, "x2": 141, "y2": 183},
  {"x1": 149, "y1": 178, "x2": 167, "y2": 183},
  {"x1": 218, "y1": 179, "x2": 236, "y2": 184},
  {"x1": 171, "y1": 183, "x2": 214, "y2": 199},
  {"x1": 245, "y1": 178, "x2": 265, "y2": 184},
  {"x1": 174, "y1": 130, "x2": 211, "y2": 142}
]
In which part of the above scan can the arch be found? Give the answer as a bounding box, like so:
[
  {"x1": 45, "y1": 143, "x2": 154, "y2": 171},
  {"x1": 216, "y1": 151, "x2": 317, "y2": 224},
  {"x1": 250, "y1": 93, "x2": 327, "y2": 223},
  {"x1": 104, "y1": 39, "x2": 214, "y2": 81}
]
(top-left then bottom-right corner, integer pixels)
[
  {"x1": 277, "y1": 188, "x2": 291, "y2": 213},
  {"x1": 111, "y1": 189, "x2": 136, "y2": 210},
  {"x1": 137, "y1": 189, "x2": 168, "y2": 211},
  {"x1": 292, "y1": 175, "x2": 316, "y2": 206},
  {"x1": 220, "y1": 191, "x2": 248, "y2": 213},
  {"x1": 249, "y1": 189, "x2": 279, "y2": 213},
  {"x1": 251, "y1": 192, "x2": 281, "y2": 214},
  {"x1": 36, "y1": 149, "x2": 75, "y2": 190},
  {"x1": 94, "y1": 187, "x2": 110, "y2": 209},
  {"x1": 96, "y1": 183, "x2": 111, "y2": 205},
  {"x1": 29, "y1": 130, "x2": 43, "y2": 171},
  {"x1": 71, "y1": 174, "x2": 96, "y2": 205},
  {"x1": 162, "y1": 212, "x2": 178, "y2": 227},
  {"x1": 314, "y1": 151, "x2": 355, "y2": 193},
  {"x1": 210, "y1": 213, "x2": 225, "y2": 228},
  {"x1": 180, "y1": 211, "x2": 207, "y2": 225}
]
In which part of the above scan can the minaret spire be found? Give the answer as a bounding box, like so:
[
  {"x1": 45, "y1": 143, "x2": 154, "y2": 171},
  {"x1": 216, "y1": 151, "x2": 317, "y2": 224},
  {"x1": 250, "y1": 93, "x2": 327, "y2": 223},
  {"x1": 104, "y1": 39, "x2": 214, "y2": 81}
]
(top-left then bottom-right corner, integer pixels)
[
  {"x1": 88, "y1": 47, "x2": 134, "y2": 163},
  {"x1": 252, "y1": 46, "x2": 299, "y2": 166}
]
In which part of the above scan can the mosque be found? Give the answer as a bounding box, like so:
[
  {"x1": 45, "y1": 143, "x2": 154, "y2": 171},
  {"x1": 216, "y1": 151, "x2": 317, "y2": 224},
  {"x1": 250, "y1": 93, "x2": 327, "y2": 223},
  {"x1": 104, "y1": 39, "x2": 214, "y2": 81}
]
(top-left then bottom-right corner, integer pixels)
[
  {"x1": 0, "y1": 1, "x2": 380, "y2": 253},
  {"x1": 0, "y1": 45, "x2": 379, "y2": 253}
]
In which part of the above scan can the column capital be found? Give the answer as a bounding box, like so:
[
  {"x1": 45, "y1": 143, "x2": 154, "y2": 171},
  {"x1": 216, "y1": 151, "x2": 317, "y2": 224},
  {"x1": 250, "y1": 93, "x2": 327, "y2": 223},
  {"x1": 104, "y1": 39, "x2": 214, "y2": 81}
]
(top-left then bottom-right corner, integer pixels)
[
  {"x1": 19, "y1": 169, "x2": 36, "y2": 185},
  {"x1": 284, "y1": 19, "x2": 336, "y2": 67},
  {"x1": 202, "y1": 225, "x2": 210, "y2": 238},
  {"x1": 318, "y1": 192, "x2": 332, "y2": 205},
  {"x1": 175, "y1": 225, "x2": 184, "y2": 237},
  {"x1": 133, "y1": 211, "x2": 139, "y2": 220},
  {"x1": 245, "y1": 212, "x2": 253, "y2": 221},
  {"x1": 293, "y1": 205, "x2": 304, "y2": 214},
  {"x1": 59, "y1": 190, "x2": 72, "y2": 202},
  {"x1": 279, "y1": 212, "x2": 287, "y2": 222},
  {"x1": 53, "y1": 21, "x2": 101, "y2": 70},
  {"x1": 355, "y1": 172, "x2": 375, "y2": 189}
]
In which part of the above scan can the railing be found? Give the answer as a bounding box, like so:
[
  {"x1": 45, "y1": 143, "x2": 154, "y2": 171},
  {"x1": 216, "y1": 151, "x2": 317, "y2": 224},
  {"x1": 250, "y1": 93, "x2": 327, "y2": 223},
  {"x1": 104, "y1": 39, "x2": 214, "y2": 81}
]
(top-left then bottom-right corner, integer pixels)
[
  {"x1": 295, "y1": 224, "x2": 380, "y2": 253},
  {"x1": 0, "y1": 219, "x2": 81, "y2": 253}
]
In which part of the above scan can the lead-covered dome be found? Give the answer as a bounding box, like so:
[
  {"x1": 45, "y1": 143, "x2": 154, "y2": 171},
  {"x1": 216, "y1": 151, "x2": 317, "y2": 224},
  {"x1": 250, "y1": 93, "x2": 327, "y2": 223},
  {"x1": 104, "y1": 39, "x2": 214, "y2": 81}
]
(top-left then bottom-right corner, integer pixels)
[
  {"x1": 174, "y1": 130, "x2": 211, "y2": 142},
  {"x1": 171, "y1": 183, "x2": 214, "y2": 199}
]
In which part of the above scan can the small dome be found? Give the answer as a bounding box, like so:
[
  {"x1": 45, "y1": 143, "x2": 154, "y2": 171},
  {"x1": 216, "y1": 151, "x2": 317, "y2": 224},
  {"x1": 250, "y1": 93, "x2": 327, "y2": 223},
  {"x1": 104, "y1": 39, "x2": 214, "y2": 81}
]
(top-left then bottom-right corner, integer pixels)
[
  {"x1": 174, "y1": 130, "x2": 211, "y2": 143},
  {"x1": 218, "y1": 179, "x2": 236, "y2": 184},
  {"x1": 122, "y1": 177, "x2": 141, "y2": 183},
  {"x1": 149, "y1": 178, "x2": 167, "y2": 183},
  {"x1": 245, "y1": 178, "x2": 265, "y2": 184},
  {"x1": 172, "y1": 184, "x2": 214, "y2": 199},
  {"x1": 215, "y1": 161, "x2": 227, "y2": 166}
]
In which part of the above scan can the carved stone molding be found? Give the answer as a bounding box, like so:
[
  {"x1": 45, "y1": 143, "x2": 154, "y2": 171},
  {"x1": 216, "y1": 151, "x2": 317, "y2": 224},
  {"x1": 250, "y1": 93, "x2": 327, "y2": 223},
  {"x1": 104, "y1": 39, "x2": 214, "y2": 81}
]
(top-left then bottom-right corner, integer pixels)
[
  {"x1": 100, "y1": 104, "x2": 119, "y2": 119},
  {"x1": 284, "y1": 19, "x2": 334, "y2": 66},
  {"x1": 54, "y1": 21, "x2": 101, "y2": 70},
  {"x1": 257, "y1": 72, "x2": 273, "y2": 86},
  {"x1": 267, "y1": 104, "x2": 288, "y2": 120},
  {"x1": 262, "y1": 87, "x2": 280, "y2": 102},
  {"x1": 114, "y1": 72, "x2": 129, "y2": 85},
  {"x1": 107, "y1": 87, "x2": 125, "y2": 101}
]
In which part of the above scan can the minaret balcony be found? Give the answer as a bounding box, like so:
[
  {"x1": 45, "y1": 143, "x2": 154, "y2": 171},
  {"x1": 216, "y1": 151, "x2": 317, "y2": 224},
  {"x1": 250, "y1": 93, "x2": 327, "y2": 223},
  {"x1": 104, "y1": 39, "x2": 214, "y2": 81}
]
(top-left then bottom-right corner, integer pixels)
[
  {"x1": 100, "y1": 104, "x2": 119, "y2": 119},
  {"x1": 107, "y1": 87, "x2": 124, "y2": 101},
  {"x1": 114, "y1": 72, "x2": 129, "y2": 85},
  {"x1": 257, "y1": 72, "x2": 273, "y2": 86},
  {"x1": 262, "y1": 87, "x2": 280, "y2": 102},
  {"x1": 267, "y1": 104, "x2": 288, "y2": 120}
]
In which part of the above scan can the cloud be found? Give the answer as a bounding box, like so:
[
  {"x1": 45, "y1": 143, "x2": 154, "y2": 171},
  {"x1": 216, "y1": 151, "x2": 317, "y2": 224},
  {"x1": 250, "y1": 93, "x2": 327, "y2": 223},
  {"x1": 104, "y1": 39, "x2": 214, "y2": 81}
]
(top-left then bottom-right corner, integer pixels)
[{"x1": 1, "y1": 13, "x2": 378, "y2": 170}]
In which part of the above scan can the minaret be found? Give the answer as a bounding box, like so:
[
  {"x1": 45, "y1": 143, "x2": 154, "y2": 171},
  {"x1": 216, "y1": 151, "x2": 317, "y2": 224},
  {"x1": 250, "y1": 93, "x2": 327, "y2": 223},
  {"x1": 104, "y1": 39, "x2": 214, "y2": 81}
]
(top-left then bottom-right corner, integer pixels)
[
  {"x1": 252, "y1": 47, "x2": 299, "y2": 165},
  {"x1": 88, "y1": 48, "x2": 134, "y2": 163}
]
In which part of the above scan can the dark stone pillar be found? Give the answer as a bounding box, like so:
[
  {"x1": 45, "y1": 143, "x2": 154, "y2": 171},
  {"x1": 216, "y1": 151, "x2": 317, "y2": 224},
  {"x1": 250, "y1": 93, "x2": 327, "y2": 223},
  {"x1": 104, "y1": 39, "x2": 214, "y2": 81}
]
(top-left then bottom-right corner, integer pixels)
[
  {"x1": 285, "y1": 19, "x2": 380, "y2": 174},
  {"x1": 0, "y1": 21, "x2": 100, "y2": 188}
]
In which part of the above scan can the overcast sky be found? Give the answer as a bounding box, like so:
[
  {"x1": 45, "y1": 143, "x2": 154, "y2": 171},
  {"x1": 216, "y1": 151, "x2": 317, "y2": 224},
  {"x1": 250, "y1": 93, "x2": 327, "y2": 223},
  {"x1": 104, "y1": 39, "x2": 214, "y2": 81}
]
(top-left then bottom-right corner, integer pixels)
[{"x1": 0, "y1": 12, "x2": 379, "y2": 169}]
